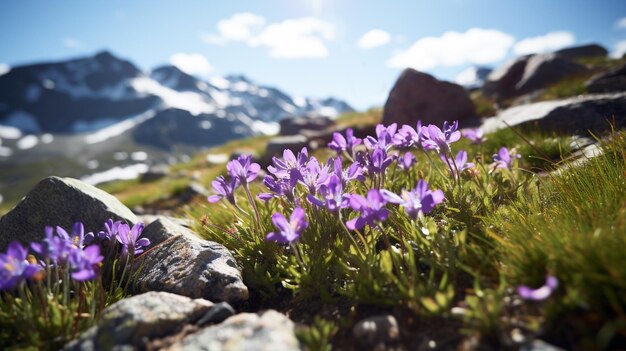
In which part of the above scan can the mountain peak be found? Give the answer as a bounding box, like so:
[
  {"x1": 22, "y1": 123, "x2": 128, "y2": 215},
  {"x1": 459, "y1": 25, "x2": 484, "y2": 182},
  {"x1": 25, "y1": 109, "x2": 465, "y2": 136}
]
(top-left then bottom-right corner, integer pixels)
[{"x1": 225, "y1": 74, "x2": 252, "y2": 84}]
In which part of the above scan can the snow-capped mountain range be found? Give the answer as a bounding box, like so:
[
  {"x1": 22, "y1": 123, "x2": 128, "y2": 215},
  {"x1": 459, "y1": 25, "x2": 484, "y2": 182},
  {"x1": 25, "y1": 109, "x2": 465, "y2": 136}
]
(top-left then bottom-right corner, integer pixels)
[
  {"x1": 0, "y1": 51, "x2": 353, "y2": 203},
  {"x1": 0, "y1": 50, "x2": 352, "y2": 149}
]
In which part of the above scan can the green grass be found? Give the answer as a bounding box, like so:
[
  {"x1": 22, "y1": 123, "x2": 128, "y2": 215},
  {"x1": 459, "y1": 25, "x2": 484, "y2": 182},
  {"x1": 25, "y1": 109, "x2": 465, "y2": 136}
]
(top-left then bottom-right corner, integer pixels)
[
  {"x1": 189, "y1": 119, "x2": 624, "y2": 348},
  {"x1": 484, "y1": 131, "x2": 626, "y2": 348}
]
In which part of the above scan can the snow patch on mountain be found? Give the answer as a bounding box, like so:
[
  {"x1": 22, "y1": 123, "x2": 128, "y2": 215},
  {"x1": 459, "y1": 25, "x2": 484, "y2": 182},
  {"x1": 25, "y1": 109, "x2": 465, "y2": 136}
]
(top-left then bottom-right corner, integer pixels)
[
  {"x1": 84, "y1": 110, "x2": 156, "y2": 144},
  {"x1": 130, "y1": 77, "x2": 216, "y2": 115}
]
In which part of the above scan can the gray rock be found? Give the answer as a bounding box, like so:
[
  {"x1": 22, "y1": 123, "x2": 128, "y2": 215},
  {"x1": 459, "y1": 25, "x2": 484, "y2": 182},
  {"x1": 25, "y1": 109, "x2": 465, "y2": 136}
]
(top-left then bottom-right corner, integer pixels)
[
  {"x1": 554, "y1": 44, "x2": 608, "y2": 60},
  {"x1": 138, "y1": 215, "x2": 193, "y2": 229},
  {"x1": 279, "y1": 114, "x2": 335, "y2": 136},
  {"x1": 382, "y1": 68, "x2": 476, "y2": 127},
  {"x1": 481, "y1": 92, "x2": 626, "y2": 135},
  {"x1": 167, "y1": 310, "x2": 300, "y2": 351},
  {"x1": 134, "y1": 218, "x2": 248, "y2": 303},
  {"x1": 0, "y1": 176, "x2": 137, "y2": 252},
  {"x1": 177, "y1": 182, "x2": 210, "y2": 203},
  {"x1": 483, "y1": 55, "x2": 532, "y2": 100},
  {"x1": 586, "y1": 62, "x2": 626, "y2": 93},
  {"x1": 64, "y1": 291, "x2": 215, "y2": 351},
  {"x1": 196, "y1": 302, "x2": 236, "y2": 326},
  {"x1": 261, "y1": 135, "x2": 309, "y2": 166},
  {"x1": 484, "y1": 53, "x2": 589, "y2": 101},
  {"x1": 352, "y1": 314, "x2": 400, "y2": 347},
  {"x1": 515, "y1": 54, "x2": 588, "y2": 95}
]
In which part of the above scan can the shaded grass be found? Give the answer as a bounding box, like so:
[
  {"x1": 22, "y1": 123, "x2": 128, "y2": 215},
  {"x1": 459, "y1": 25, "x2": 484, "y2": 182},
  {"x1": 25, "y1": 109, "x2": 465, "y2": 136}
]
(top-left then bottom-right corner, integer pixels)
[{"x1": 484, "y1": 131, "x2": 626, "y2": 348}]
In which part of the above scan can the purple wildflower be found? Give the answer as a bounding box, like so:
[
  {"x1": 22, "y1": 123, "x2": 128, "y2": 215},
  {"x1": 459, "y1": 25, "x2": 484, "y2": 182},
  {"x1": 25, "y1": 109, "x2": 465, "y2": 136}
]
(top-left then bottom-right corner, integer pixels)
[
  {"x1": 257, "y1": 174, "x2": 297, "y2": 203},
  {"x1": 31, "y1": 226, "x2": 71, "y2": 264},
  {"x1": 364, "y1": 123, "x2": 397, "y2": 150},
  {"x1": 393, "y1": 122, "x2": 423, "y2": 148},
  {"x1": 441, "y1": 150, "x2": 475, "y2": 176},
  {"x1": 365, "y1": 148, "x2": 394, "y2": 176},
  {"x1": 381, "y1": 179, "x2": 445, "y2": 219},
  {"x1": 517, "y1": 276, "x2": 558, "y2": 301},
  {"x1": 266, "y1": 207, "x2": 308, "y2": 244},
  {"x1": 116, "y1": 223, "x2": 150, "y2": 258},
  {"x1": 299, "y1": 157, "x2": 331, "y2": 195},
  {"x1": 398, "y1": 152, "x2": 416, "y2": 171},
  {"x1": 0, "y1": 241, "x2": 42, "y2": 290},
  {"x1": 328, "y1": 128, "x2": 362, "y2": 156},
  {"x1": 462, "y1": 128, "x2": 484, "y2": 144},
  {"x1": 208, "y1": 175, "x2": 240, "y2": 205},
  {"x1": 226, "y1": 154, "x2": 261, "y2": 185},
  {"x1": 307, "y1": 174, "x2": 349, "y2": 212},
  {"x1": 267, "y1": 147, "x2": 308, "y2": 181},
  {"x1": 69, "y1": 245, "x2": 104, "y2": 281},
  {"x1": 95, "y1": 219, "x2": 123, "y2": 241},
  {"x1": 421, "y1": 121, "x2": 461, "y2": 153},
  {"x1": 493, "y1": 146, "x2": 520, "y2": 169},
  {"x1": 346, "y1": 189, "x2": 389, "y2": 230},
  {"x1": 332, "y1": 157, "x2": 365, "y2": 186},
  {"x1": 55, "y1": 222, "x2": 86, "y2": 248}
]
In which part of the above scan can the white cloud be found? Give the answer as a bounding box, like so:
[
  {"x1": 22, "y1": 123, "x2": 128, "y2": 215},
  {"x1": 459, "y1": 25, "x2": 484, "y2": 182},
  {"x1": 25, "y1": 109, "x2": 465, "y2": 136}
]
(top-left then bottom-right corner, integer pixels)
[
  {"x1": 170, "y1": 53, "x2": 214, "y2": 75},
  {"x1": 357, "y1": 29, "x2": 391, "y2": 49},
  {"x1": 455, "y1": 67, "x2": 480, "y2": 86},
  {"x1": 202, "y1": 13, "x2": 335, "y2": 59},
  {"x1": 513, "y1": 31, "x2": 575, "y2": 55},
  {"x1": 63, "y1": 37, "x2": 82, "y2": 48},
  {"x1": 615, "y1": 17, "x2": 626, "y2": 29},
  {"x1": 0, "y1": 64, "x2": 9, "y2": 76},
  {"x1": 387, "y1": 28, "x2": 514, "y2": 71},
  {"x1": 257, "y1": 17, "x2": 334, "y2": 58},
  {"x1": 611, "y1": 40, "x2": 626, "y2": 58}
]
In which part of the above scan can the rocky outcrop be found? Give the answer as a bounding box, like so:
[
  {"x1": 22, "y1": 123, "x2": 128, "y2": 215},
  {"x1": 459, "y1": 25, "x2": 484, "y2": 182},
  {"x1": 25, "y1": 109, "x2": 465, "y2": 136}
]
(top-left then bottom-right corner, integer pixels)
[
  {"x1": 65, "y1": 292, "x2": 298, "y2": 351},
  {"x1": 554, "y1": 44, "x2": 608, "y2": 60},
  {"x1": 382, "y1": 68, "x2": 476, "y2": 127},
  {"x1": 261, "y1": 135, "x2": 309, "y2": 166},
  {"x1": 481, "y1": 92, "x2": 626, "y2": 135},
  {"x1": 515, "y1": 54, "x2": 588, "y2": 95},
  {"x1": 482, "y1": 56, "x2": 532, "y2": 100},
  {"x1": 279, "y1": 114, "x2": 335, "y2": 136},
  {"x1": 64, "y1": 292, "x2": 220, "y2": 350},
  {"x1": 0, "y1": 176, "x2": 137, "y2": 251},
  {"x1": 167, "y1": 310, "x2": 300, "y2": 351},
  {"x1": 483, "y1": 53, "x2": 588, "y2": 100},
  {"x1": 135, "y1": 218, "x2": 249, "y2": 303},
  {"x1": 586, "y1": 62, "x2": 626, "y2": 93}
]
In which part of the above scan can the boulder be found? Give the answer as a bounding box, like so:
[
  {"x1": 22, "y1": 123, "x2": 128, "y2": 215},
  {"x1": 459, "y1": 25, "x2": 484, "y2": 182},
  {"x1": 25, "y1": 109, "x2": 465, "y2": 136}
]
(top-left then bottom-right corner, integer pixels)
[
  {"x1": 529, "y1": 92, "x2": 626, "y2": 135},
  {"x1": 586, "y1": 62, "x2": 626, "y2": 93},
  {"x1": 134, "y1": 218, "x2": 248, "y2": 303},
  {"x1": 260, "y1": 135, "x2": 309, "y2": 166},
  {"x1": 167, "y1": 310, "x2": 300, "y2": 351},
  {"x1": 382, "y1": 68, "x2": 476, "y2": 127},
  {"x1": 0, "y1": 176, "x2": 137, "y2": 252},
  {"x1": 483, "y1": 55, "x2": 532, "y2": 100},
  {"x1": 515, "y1": 54, "x2": 588, "y2": 95},
  {"x1": 279, "y1": 114, "x2": 335, "y2": 136},
  {"x1": 177, "y1": 182, "x2": 210, "y2": 203},
  {"x1": 64, "y1": 291, "x2": 217, "y2": 350},
  {"x1": 481, "y1": 92, "x2": 626, "y2": 135},
  {"x1": 554, "y1": 44, "x2": 608, "y2": 60}
]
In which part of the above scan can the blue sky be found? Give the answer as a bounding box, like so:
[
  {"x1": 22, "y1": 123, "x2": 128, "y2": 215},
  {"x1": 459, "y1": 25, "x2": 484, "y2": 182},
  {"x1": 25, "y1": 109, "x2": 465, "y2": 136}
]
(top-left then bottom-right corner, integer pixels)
[{"x1": 1, "y1": 0, "x2": 625, "y2": 110}]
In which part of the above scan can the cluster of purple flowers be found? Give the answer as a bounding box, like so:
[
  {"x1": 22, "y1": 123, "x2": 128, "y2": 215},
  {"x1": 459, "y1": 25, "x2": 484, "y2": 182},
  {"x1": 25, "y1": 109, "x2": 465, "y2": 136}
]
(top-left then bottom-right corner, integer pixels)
[
  {"x1": 0, "y1": 219, "x2": 150, "y2": 291},
  {"x1": 207, "y1": 120, "x2": 521, "y2": 244},
  {"x1": 208, "y1": 154, "x2": 261, "y2": 206}
]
